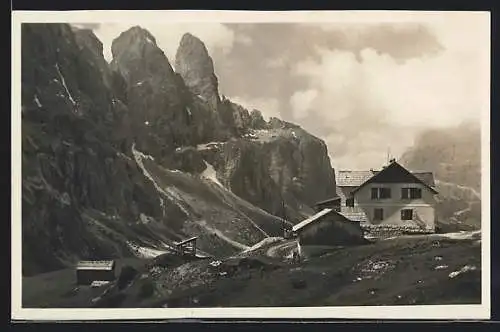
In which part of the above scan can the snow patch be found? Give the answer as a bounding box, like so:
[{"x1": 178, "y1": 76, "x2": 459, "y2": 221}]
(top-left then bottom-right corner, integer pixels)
[
  {"x1": 145, "y1": 121, "x2": 150, "y2": 126},
  {"x1": 136, "y1": 81, "x2": 144, "y2": 86},
  {"x1": 196, "y1": 94, "x2": 207, "y2": 101},
  {"x1": 448, "y1": 265, "x2": 477, "y2": 278},
  {"x1": 438, "y1": 230, "x2": 481, "y2": 240},
  {"x1": 91, "y1": 281, "x2": 110, "y2": 288},
  {"x1": 139, "y1": 213, "x2": 155, "y2": 224},
  {"x1": 55, "y1": 63, "x2": 76, "y2": 106},
  {"x1": 186, "y1": 107, "x2": 192, "y2": 116},
  {"x1": 132, "y1": 145, "x2": 155, "y2": 161},
  {"x1": 196, "y1": 141, "x2": 225, "y2": 151},
  {"x1": 434, "y1": 265, "x2": 449, "y2": 270},
  {"x1": 127, "y1": 241, "x2": 167, "y2": 259},
  {"x1": 201, "y1": 161, "x2": 223, "y2": 187},
  {"x1": 131, "y1": 143, "x2": 190, "y2": 216},
  {"x1": 209, "y1": 260, "x2": 222, "y2": 267},
  {"x1": 242, "y1": 237, "x2": 283, "y2": 254},
  {"x1": 34, "y1": 95, "x2": 42, "y2": 108},
  {"x1": 146, "y1": 37, "x2": 154, "y2": 44}
]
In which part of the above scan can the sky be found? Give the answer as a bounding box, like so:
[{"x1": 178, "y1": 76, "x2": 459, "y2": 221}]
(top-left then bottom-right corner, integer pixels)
[{"x1": 81, "y1": 12, "x2": 489, "y2": 171}]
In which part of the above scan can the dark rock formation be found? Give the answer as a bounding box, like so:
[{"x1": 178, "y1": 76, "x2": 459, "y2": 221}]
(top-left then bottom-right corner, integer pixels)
[{"x1": 21, "y1": 24, "x2": 337, "y2": 276}]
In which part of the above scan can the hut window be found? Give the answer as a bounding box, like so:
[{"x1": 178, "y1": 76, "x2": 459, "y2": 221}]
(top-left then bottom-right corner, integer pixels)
[
  {"x1": 371, "y1": 187, "x2": 391, "y2": 199},
  {"x1": 401, "y1": 209, "x2": 413, "y2": 220},
  {"x1": 373, "y1": 208, "x2": 384, "y2": 221},
  {"x1": 410, "y1": 188, "x2": 422, "y2": 199},
  {"x1": 402, "y1": 187, "x2": 422, "y2": 199},
  {"x1": 379, "y1": 188, "x2": 391, "y2": 199},
  {"x1": 346, "y1": 197, "x2": 354, "y2": 207}
]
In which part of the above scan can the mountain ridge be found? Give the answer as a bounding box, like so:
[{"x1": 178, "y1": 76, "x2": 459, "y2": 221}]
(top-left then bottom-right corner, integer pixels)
[
  {"x1": 21, "y1": 23, "x2": 336, "y2": 276},
  {"x1": 399, "y1": 122, "x2": 481, "y2": 231}
]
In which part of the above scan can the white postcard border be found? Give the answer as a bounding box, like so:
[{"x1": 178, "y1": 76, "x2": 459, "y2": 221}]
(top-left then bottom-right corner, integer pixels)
[{"x1": 11, "y1": 10, "x2": 491, "y2": 321}]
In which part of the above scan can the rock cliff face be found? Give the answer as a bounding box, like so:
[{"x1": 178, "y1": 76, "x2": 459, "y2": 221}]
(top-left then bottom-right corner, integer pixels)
[
  {"x1": 21, "y1": 24, "x2": 337, "y2": 276},
  {"x1": 399, "y1": 122, "x2": 481, "y2": 231}
]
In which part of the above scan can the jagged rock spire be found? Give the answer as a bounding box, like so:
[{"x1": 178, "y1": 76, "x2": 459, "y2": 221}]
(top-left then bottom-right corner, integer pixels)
[{"x1": 175, "y1": 33, "x2": 220, "y2": 110}]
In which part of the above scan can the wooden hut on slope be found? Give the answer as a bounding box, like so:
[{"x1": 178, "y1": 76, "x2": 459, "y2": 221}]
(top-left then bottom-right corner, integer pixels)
[{"x1": 292, "y1": 208, "x2": 366, "y2": 259}]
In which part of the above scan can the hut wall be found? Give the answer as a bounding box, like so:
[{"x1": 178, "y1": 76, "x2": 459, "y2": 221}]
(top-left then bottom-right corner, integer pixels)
[
  {"x1": 76, "y1": 269, "x2": 116, "y2": 285},
  {"x1": 298, "y1": 215, "x2": 364, "y2": 247}
]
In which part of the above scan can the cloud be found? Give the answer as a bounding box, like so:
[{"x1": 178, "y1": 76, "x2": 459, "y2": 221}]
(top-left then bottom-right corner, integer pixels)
[
  {"x1": 236, "y1": 34, "x2": 253, "y2": 46},
  {"x1": 72, "y1": 23, "x2": 101, "y2": 30},
  {"x1": 290, "y1": 16, "x2": 489, "y2": 170},
  {"x1": 265, "y1": 56, "x2": 287, "y2": 69},
  {"x1": 228, "y1": 96, "x2": 280, "y2": 121},
  {"x1": 92, "y1": 23, "x2": 236, "y2": 64},
  {"x1": 290, "y1": 89, "x2": 318, "y2": 119}
]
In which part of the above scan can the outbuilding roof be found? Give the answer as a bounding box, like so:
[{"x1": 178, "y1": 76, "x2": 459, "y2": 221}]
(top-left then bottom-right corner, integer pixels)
[
  {"x1": 292, "y1": 208, "x2": 333, "y2": 232},
  {"x1": 76, "y1": 260, "x2": 115, "y2": 271},
  {"x1": 175, "y1": 236, "x2": 198, "y2": 246},
  {"x1": 315, "y1": 197, "x2": 341, "y2": 206}
]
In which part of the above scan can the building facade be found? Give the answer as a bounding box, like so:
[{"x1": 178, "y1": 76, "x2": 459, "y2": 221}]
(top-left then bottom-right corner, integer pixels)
[{"x1": 335, "y1": 160, "x2": 438, "y2": 238}]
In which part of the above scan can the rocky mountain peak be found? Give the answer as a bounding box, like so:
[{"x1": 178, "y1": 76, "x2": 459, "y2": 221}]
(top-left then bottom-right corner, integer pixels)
[
  {"x1": 110, "y1": 26, "x2": 174, "y2": 84},
  {"x1": 72, "y1": 28, "x2": 104, "y2": 58},
  {"x1": 175, "y1": 32, "x2": 220, "y2": 109},
  {"x1": 112, "y1": 26, "x2": 158, "y2": 52}
]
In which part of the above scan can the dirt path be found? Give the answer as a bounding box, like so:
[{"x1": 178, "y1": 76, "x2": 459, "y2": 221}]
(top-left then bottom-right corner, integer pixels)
[{"x1": 266, "y1": 239, "x2": 297, "y2": 258}]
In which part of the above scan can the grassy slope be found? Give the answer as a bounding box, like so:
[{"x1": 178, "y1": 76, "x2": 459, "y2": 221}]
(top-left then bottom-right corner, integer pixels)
[
  {"x1": 22, "y1": 232, "x2": 481, "y2": 308},
  {"x1": 156, "y1": 234, "x2": 481, "y2": 307},
  {"x1": 22, "y1": 258, "x2": 148, "y2": 308}
]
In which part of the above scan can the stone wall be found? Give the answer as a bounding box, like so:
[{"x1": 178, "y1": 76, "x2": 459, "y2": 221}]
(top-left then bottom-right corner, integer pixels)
[{"x1": 361, "y1": 224, "x2": 434, "y2": 239}]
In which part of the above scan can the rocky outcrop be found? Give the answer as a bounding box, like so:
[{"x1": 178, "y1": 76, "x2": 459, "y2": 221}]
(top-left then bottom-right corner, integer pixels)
[
  {"x1": 21, "y1": 24, "x2": 337, "y2": 276},
  {"x1": 199, "y1": 126, "x2": 337, "y2": 221},
  {"x1": 249, "y1": 109, "x2": 268, "y2": 129}
]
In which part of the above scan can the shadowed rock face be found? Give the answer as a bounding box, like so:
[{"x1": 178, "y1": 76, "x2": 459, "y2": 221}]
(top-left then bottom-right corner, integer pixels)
[
  {"x1": 21, "y1": 23, "x2": 338, "y2": 276},
  {"x1": 399, "y1": 122, "x2": 481, "y2": 230},
  {"x1": 22, "y1": 23, "x2": 148, "y2": 274}
]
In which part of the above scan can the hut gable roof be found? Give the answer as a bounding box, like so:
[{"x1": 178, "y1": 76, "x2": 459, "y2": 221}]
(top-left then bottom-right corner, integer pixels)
[
  {"x1": 76, "y1": 260, "x2": 115, "y2": 271},
  {"x1": 351, "y1": 161, "x2": 438, "y2": 194},
  {"x1": 337, "y1": 164, "x2": 436, "y2": 192}
]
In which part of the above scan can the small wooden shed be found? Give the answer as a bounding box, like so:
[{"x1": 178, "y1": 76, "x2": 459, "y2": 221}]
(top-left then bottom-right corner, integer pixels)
[
  {"x1": 292, "y1": 208, "x2": 365, "y2": 259},
  {"x1": 76, "y1": 260, "x2": 116, "y2": 285},
  {"x1": 175, "y1": 236, "x2": 198, "y2": 256}
]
